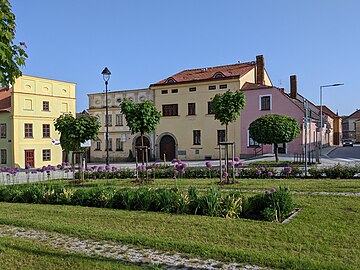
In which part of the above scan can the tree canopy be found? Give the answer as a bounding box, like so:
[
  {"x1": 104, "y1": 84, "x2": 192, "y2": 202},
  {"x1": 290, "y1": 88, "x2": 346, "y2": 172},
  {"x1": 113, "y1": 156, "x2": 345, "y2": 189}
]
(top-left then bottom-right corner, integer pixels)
[
  {"x1": 249, "y1": 114, "x2": 301, "y2": 161},
  {"x1": 0, "y1": 0, "x2": 28, "y2": 87},
  {"x1": 54, "y1": 113, "x2": 100, "y2": 153}
]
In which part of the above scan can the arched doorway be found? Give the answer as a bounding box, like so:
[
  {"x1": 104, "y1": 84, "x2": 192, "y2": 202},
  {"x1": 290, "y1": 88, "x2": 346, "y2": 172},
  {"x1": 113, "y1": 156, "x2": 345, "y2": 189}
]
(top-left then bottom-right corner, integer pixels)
[
  {"x1": 135, "y1": 136, "x2": 151, "y2": 163},
  {"x1": 160, "y1": 135, "x2": 176, "y2": 161}
]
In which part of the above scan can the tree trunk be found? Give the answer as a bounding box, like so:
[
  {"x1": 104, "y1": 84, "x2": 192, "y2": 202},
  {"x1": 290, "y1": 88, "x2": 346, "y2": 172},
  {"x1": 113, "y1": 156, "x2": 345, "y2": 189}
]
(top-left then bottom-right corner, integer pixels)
[
  {"x1": 274, "y1": 143, "x2": 279, "y2": 162},
  {"x1": 141, "y1": 133, "x2": 145, "y2": 165},
  {"x1": 225, "y1": 124, "x2": 229, "y2": 183}
]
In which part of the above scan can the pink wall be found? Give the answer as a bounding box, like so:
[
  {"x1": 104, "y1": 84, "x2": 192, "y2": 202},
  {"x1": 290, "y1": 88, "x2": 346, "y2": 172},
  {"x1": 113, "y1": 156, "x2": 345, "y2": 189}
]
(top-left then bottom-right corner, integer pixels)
[{"x1": 240, "y1": 87, "x2": 315, "y2": 156}]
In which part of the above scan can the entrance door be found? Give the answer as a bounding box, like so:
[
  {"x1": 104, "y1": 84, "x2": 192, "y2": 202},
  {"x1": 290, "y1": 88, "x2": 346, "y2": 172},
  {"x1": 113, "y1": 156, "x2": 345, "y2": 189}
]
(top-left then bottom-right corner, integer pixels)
[
  {"x1": 25, "y1": 150, "x2": 35, "y2": 168},
  {"x1": 135, "y1": 136, "x2": 151, "y2": 163},
  {"x1": 160, "y1": 135, "x2": 175, "y2": 161},
  {"x1": 278, "y1": 143, "x2": 287, "y2": 154}
]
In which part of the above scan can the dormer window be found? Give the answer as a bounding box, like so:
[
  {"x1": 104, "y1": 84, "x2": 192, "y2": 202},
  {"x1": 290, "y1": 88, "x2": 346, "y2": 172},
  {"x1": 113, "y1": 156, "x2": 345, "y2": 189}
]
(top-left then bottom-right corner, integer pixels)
[
  {"x1": 213, "y1": 72, "x2": 224, "y2": 78},
  {"x1": 166, "y1": 77, "x2": 176, "y2": 83}
]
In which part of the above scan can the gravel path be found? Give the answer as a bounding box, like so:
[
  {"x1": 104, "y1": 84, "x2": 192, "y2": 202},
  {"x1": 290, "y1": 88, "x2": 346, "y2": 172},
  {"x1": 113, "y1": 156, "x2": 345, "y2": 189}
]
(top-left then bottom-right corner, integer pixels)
[{"x1": 0, "y1": 225, "x2": 269, "y2": 270}]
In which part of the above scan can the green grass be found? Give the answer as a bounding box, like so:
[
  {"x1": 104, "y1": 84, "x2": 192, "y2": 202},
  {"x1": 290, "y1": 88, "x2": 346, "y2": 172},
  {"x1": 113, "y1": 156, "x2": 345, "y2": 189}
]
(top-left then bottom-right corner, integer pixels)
[
  {"x1": 49, "y1": 177, "x2": 360, "y2": 193},
  {"x1": 0, "y1": 192, "x2": 359, "y2": 269},
  {"x1": 0, "y1": 236, "x2": 149, "y2": 269}
]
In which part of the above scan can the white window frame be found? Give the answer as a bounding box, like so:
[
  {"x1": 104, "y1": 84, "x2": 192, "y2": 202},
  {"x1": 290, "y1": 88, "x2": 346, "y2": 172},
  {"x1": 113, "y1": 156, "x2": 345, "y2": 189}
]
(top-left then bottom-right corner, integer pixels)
[
  {"x1": 259, "y1": 94, "x2": 272, "y2": 111},
  {"x1": 247, "y1": 130, "x2": 260, "y2": 147}
]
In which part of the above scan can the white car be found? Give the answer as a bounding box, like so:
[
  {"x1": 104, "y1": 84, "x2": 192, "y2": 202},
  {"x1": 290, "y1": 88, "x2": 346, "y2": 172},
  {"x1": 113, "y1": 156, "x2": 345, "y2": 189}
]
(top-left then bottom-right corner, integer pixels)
[{"x1": 343, "y1": 139, "x2": 354, "y2": 147}]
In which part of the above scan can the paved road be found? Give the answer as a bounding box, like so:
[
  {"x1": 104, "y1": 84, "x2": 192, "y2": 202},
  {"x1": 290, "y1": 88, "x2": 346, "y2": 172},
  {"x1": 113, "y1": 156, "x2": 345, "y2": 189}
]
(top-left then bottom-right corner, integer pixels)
[{"x1": 328, "y1": 144, "x2": 360, "y2": 159}]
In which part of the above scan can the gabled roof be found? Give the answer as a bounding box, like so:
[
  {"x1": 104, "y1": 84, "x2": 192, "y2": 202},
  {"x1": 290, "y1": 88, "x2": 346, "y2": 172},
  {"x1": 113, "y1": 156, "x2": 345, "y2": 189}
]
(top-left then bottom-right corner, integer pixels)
[
  {"x1": 344, "y1": 109, "x2": 360, "y2": 120},
  {"x1": 241, "y1": 82, "x2": 274, "y2": 91},
  {"x1": 0, "y1": 87, "x2": 12, "y2": 112},
  {"x1": 151, "y1": 62, "x2": 256, "y2": 87},
  {"x1": 315, "y1": 105, "x2": 339, "y2": 119}
]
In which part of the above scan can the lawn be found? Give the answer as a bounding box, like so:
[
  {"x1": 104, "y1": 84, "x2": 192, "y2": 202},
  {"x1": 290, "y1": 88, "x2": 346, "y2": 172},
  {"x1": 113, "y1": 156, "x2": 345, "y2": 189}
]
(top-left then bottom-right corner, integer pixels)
[{"x1": 0, "y1": 179, "x2": 359, "y2": 269}]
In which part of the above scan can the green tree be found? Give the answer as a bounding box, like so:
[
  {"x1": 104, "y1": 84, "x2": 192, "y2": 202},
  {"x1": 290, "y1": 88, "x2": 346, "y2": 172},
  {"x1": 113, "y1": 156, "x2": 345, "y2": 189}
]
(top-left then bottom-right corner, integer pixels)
[
  {"x1": 0, "y1": 0, "x2": 28, "y2": 87},
  {"x1": 249, "y1": 114, "x2": 301, "y2": 162},
  {"x1": 54, "y1": 113, "x2": 100, "y2": 154},
  {"x1": 212, "y1": 90, "x2": 246, "y2": 141},
  {"x1": 120, "y1": 99, "x2": 161, "y2": 163}
]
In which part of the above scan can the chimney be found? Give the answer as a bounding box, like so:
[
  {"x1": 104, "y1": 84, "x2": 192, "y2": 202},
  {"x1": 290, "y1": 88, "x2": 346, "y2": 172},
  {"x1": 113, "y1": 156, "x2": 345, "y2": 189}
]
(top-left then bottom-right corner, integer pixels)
[
  {"x1": 256, "y1": 55, "x2": 264, "y2": 85},
  {"x1": 290, "y1": 75, "x2": 297, "y2": 99}
]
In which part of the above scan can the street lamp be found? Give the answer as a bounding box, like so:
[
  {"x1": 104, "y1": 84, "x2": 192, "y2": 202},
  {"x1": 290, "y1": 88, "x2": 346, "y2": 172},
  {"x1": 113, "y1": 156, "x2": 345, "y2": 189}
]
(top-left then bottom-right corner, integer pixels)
[
  {"x1": 102, "y1": 67, "x2": 111, "y2": 166},
  {"x1": 319, "y1": 83, "x2": 343, "y2": 158}
]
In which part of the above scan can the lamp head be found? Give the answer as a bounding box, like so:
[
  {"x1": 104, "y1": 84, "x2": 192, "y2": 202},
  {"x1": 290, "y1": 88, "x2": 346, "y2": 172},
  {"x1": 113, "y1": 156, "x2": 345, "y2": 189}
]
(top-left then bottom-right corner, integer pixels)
[{"x1": 101, "y1": 67, "x2": 111, "y2": 82}]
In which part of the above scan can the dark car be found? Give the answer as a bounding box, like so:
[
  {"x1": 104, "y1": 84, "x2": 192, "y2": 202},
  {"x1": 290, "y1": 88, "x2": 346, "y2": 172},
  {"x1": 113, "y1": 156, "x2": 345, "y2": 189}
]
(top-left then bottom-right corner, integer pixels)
[{"x1": 343, "y1": 139, "x2": 354, "y2": 147}]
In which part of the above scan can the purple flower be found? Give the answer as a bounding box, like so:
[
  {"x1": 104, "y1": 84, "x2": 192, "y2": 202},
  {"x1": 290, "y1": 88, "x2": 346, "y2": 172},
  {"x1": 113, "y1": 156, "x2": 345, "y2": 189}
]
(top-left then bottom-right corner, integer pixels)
[
  {"x1": 260, "y1": 167, "x2": 266, "y2": 172},
  {"x1": 284, "y1": 167, "x2": 293, "y2": 174},
  {"x1": 172, "y1": 158, "x2": 178, "y2": 164},
  {"x1": 105, "y1": 165, "x2": 111, "y2": 172},
  {"x1": 181, "y1": 169, "x2": 185, "y2": 175},
  {"x1": 265, "y1": 190, "x2": 271, "y2": 195},
  {"x1": 173, "y1": 176, "x2": 177, "y2": 180},
  {"x1": 64, "y1": 169, "x2": 69, "y2": 173},
  {"x1": 174, "y1": 169, "x2": 179, "y2": 175},
  {"x1": 31, "y1": 171, "x2": 37, "y2": 174},
  {"x1": 267, "y1": 171, "x2": 273, "y2": 177},
  {"x1": 234, "y1": 157, "x2": 240, "y2": 162},
  {"x1": 182, "y1": 163, "x2": 188, "y2": 168},
  {"x1": 235, "y1": 162, "x2": 244, "y2": 167},
  {"x1": 93, "y1": 175, "x2": 97, "y2": 180},
  {"x1": 270, "y1": 187, "x2": 277, "y2": 193},
  {"x1": 206, "y1": 162, "x2": 212, "y2": 168},
  {"x1": 153, "y1": 163, "x2": 160, "y2": 167},
  {"x1": 137, "y1": 165, "x2": 146, "y2": 171},
  {"x1": 256, "y1": 170, "x2": 262, "y2": 175},
  {"x1": 97, "y1": 166, "x2": 103, "y2": 172},
  {"x1": 25, "y1": 163, "x2": 31, "y2": 170},
  {"x1": 221, "y1": 164, "x2": 226, "y2": 169},
  {"x1": 229, "y1": 161, "x2": 234, "y2": 167},
  {"x1": 222, "y1": 171, "x2": 229, "y2": 178}
]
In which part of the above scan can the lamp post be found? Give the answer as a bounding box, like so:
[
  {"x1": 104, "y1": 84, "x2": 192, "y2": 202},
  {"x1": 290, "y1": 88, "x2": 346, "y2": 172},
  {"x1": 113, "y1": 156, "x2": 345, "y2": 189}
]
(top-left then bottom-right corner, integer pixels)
[
  {"x1": 319, "y1": 83, "x2": 343, "y2": 158},
  {"x1": 102, "y1": 67, "x2": 111, "y2": 166}
]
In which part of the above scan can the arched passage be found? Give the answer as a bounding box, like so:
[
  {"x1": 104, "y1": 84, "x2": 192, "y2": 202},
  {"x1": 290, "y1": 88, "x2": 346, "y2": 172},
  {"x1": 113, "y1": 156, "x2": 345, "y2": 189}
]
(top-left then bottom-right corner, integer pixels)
[{"x1": 159, "y1": 135, "x2": 176, "y2": 161}]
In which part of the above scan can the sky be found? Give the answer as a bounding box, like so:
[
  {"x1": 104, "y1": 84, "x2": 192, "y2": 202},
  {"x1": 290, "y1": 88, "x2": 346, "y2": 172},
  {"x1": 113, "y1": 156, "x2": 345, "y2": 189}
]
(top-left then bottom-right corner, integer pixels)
[{"x1": 11, "y1": 0, "x2": 360, "y2": 116}]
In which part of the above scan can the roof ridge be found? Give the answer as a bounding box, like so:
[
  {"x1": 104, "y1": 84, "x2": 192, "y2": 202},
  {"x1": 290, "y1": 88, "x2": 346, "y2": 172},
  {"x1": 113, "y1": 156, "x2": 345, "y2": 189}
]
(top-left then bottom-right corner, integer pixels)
[{"x1": 182, "y1": 61, "x2": 256, "y2": 72}]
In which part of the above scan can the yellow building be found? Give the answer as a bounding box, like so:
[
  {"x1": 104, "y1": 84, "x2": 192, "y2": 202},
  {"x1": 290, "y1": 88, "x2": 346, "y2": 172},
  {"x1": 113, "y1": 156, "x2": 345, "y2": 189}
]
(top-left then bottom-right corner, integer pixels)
[
  {"x1": 0, "y1": 75, "x2": 76, "y2": 168},
  {"x1": 150, "y1": 55, "x2": 272, "y2": 160}
]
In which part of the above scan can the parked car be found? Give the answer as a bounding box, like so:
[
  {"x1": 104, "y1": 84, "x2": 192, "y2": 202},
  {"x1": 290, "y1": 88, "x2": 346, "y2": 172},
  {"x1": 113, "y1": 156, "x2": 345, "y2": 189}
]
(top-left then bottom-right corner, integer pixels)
[{"x1": 343, "y1": 139, "x2": 354, "y2": 147}]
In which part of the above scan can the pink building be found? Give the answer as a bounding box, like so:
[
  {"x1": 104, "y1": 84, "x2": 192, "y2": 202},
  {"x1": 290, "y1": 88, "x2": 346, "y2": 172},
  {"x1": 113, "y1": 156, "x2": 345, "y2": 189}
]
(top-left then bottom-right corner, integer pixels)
[{"x1": 240, "y1": 75, "x2": 320, "y2": 158}]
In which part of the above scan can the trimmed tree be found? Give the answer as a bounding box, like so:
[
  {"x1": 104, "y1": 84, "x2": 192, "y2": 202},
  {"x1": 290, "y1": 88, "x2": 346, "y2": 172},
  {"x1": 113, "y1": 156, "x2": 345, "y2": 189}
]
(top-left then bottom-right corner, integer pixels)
[
  {"x1": 120, "y1": 99, "x2": 161, "y2": 163},
  {"x1": 249, "y1": 114, "x2": 301, "y2": 162},
  {"x1": 212, "y1": 90, "x2": 246, "y2": 183},
  {"x1": 54, "y1": 113, "x2": 100, "y2": 157},
  {"x1": 0, "y1": 0, "x2": 28, "y2": 87}
]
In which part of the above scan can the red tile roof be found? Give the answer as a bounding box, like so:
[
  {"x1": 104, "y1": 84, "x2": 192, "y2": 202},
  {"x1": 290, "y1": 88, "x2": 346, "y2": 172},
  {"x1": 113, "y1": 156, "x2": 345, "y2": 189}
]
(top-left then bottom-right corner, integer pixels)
[
  {"x1": 241, "y1": 82, "x2": 273, "y2": 91},
  {"x1": 0, "y1": 87, "x2": 12, "y2": 112},
  {"x1": 151, "y1": 62, "x2": 256, "y2": 86},
  {"x1": 345, "y1": 109, "x2": 360, "y2": 119},
  {"x1": 315, "y1": 105, "x2": 339, "y2": 119}
]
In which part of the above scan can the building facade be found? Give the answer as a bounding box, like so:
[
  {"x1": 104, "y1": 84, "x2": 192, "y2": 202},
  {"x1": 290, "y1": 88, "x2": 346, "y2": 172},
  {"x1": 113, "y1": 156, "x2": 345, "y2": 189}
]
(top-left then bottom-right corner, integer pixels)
[
  {"x1": 342, "y1": 109, "x2": 360, "y2": 141},
  {"x1": 0, "y1": 75, "x2": 76, "y2": 168},
  {"x1": 150, "y1": 55, "x2": 272, "y2": 160},
  {"x1": 87, "y1": 88, "x2": 154, "y2": 162}
]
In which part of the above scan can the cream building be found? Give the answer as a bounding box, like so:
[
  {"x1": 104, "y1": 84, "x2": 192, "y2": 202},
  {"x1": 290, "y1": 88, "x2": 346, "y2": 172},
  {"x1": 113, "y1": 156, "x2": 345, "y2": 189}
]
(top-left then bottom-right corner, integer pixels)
[
  {"x1": 150, "y1": 55, "x2": 272, "y2": 160},
  {"x1": 0, "y1": 75, "x2": 76, "y2": 168},
  {"x1": 88, "y1": 88, "x2": 154, "y2": 162}
]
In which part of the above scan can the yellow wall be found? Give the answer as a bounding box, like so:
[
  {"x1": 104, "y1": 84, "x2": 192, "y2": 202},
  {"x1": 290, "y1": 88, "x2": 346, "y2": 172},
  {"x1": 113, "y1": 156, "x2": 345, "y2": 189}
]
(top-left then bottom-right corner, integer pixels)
[
  {"x1": 0, "y1": 111, "x2": 13, "y2": 167},
  {"x1": 11, "y1": 75, "x2": 76, "y2": 168}
]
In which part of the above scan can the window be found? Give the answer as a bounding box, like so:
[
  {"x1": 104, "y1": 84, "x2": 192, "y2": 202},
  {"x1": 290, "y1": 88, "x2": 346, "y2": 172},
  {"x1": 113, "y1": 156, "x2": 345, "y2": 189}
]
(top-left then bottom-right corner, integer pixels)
[
  {"x1": 166, "y1": 78, "x2": 175, "y2": 83},
  {"x1": 214, "y1": 72, "x2": 224, "y2": 78},
  {"x1": 0, "y1": 123, "x2": 6, "y2": 138},
  {"x1": 106, "y1": 114, "x2": 112, "y2": 126},
  {"x1": 189, "y1": 87, "x2": 196, "y2": 92},
  {"x1": 161, "y1": 90, "x2": 168, "y2": 94},
  {"x1": 24, "y1": 123, "x2": 33, "y2": 138},
  {"x1": 259, "y1": 95, "x2": 272, "y2": 111},
  {"x1": 42, "y1": 149, "x2": 51, "y2": 161},
  {"x1": 171, "y1": 89, "x2": 178, "y2": 93},
  {"x1": 188, "y1": 103, "x2": 196, "y2": 115},
  {"x1": 217, "y1": 130, "x2": 226, "y2": 144},
  {"x1": 219, "y1": 84, "x2": 227, "y2": 89},
  {"x1": 42, "y1": 124, "x2": 50, "y2": 138},
  {"x1": 106, "y1": 138, "x2": 113, "y2": 151},
  {"x1": 116, "y1": 114, "x2": 124, "y2": 126},
  {"x1": 208, "y1": 85, "x2": 216, "y2": 90},
  {"x1": 116, "y1": 138, "x2": 124, "y2": 151},
  {"x1": 207, "y1": 102, "x2": 214, "y2": 114},
  {"x1": 42, "y1": 101, "x2": 49, "y2": 111},
  {"x1": 162, "y1": 104, "x2": 178, "y2": 116},
  {"x1": 193, "y1": 130, "x2": 201, "y2": 145},
  {"x1": 0, "y1": 149, "x2": 6, "y2": 164},
  {"x1": 95, "y1": 141, "x2": 101, "y2": 150}
]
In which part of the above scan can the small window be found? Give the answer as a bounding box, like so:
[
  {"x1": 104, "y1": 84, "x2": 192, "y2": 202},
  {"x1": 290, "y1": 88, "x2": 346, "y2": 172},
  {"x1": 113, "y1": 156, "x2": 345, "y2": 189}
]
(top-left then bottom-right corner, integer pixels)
[
  {"x1": 161, "y1": 90, "x2": 168, "y2": 94},
  {"x1": 208, "y1": 85, "x2": 216, "y2": 90},
  {"x1": 217, "y1": 130, "x2": 226, "y2": 144},
  {"x1": 43, "y1": 101, "x2": 49, "y2": 111},
  {"x1": 115, "y1": 114, "x2": 124, "y2": 126},
  {"x1": 116, "y1": 138, "x2": 124, "y2": 151},
  {"x1": 0, "y1": 123, "x2": 6, "y2": 139},
  {"x1": 207, "y1": 102, "x2": 214, "y2": 114},
  {"x1": 162, "y1": 104, "x2": 178, "y2": 116},
  {"x1": 189, "y1": 87, "x2": 196, "y2": 92},
  {"x1": 193, "y1": 130, "x2": 201, "y2": 145},
  {"x1": 171, "y1": 89, "x2": 178, "y2": 93},
  {"x1": 42, "y1": 124, "x2": 50, "y2": 138},
  {"x1": 106, "y1": 115, "x2": 112, "y2": 127},
  {"x1": 214, "y1": 72, "x2": 224, "y2": 78},
  {"x1": 42, "y1": 149, "x2": 51, "y2": 161},
  {"x1": 166, "y1": 78, "x2": 175, "y2": 83},
  {"x1": 24, "y1": 123, "x2": 33, "y2": 138},
  {"x1": 188, "y1": 103, "x2": 196, "y2": 115},
  {"x1": 95, "y1": 141, "x2": 101, "y2": 150},
  {"x1": 259, "y1": 95, "x2": 271, "y2": 111},
  {"x1": 219, "y1": 84, "x2": 227, "y2": 89},
  {"x1": 0, "y1": 149, "x2": 6, "y2": 164}
]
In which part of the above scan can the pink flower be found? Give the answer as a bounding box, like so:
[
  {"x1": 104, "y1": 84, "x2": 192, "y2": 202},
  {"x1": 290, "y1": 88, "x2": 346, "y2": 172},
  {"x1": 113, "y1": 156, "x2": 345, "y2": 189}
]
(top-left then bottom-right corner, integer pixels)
[{"x1": 206, "y1": 162, "x2": 212, "y2": 168}]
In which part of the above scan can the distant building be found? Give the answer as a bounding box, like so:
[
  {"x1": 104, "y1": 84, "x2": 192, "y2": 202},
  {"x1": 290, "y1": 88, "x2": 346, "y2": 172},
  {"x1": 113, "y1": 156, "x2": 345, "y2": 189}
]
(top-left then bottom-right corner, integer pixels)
[
  {"x1": 87, "y1": 88, "x2": 154, "y2": 162},
  {"x1": 342, "y1": 109, "x2": 360, "y2": 141},
  {"x1": 0, "y1": 75, "x2": 76, "y2": 168}
]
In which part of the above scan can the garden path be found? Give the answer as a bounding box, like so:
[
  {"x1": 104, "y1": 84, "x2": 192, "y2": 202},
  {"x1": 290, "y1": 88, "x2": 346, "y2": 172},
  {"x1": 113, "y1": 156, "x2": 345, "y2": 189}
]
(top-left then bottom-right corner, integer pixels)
[{"x1": 0, "y1": 225, "x2": 269, "y2": 270}]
